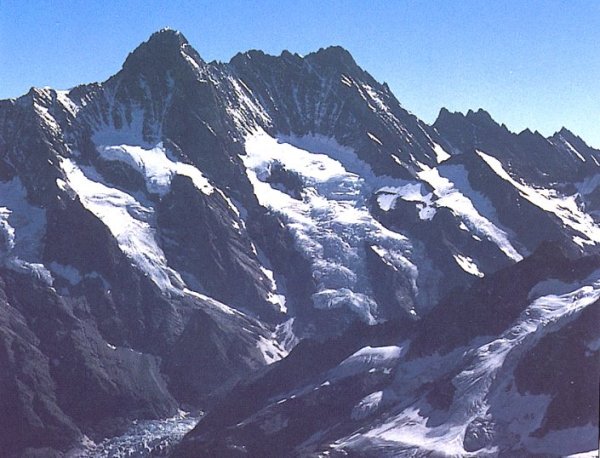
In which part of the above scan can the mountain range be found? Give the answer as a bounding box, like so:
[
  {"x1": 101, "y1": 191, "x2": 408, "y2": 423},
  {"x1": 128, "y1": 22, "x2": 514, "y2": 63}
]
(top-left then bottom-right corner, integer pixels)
[{"x1": 0, "y1": 29, "x2": 598, "y2": 457}]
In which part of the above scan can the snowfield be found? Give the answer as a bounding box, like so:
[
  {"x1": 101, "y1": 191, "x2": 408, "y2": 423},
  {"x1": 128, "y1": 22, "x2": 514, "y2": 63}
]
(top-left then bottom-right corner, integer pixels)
[
  {"x1": 60, "y1": 156, "x2": 186, "y2": 295},
  {"x1": 477, "y1": 150, "x2": 600, "y2": 248},
  {"x1": 97, "y1": 143, "x2": 214, "y2": 196},
  {"x1": 332, "y1": 270, "x2": 600, "y2": 456},
  {"x1": 243, "y1": 130, "x2": 429, "y2": 322}
]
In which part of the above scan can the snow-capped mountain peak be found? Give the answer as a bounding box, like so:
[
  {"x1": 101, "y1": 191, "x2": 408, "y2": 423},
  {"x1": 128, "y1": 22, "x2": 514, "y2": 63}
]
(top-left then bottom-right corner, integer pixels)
[{"x1": 0, "y1": 29, "x2": 598, "y2": 457}]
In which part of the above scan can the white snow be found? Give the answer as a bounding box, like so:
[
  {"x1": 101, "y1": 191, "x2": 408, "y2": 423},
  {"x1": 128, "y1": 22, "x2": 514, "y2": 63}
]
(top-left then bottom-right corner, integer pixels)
[
  {"x1": 432, "y1": 142, "x2": 451, "y2": 163},
  {"x1": 341, "y1": 273, "x2": 600, "y2": 456},
  {"x1": 32, "y1": 96, "x2": 62, "y2": 136},
  {"x1": 223, "y1": 74, "x2": 271, "y2": 132},
  {"x1": 256, "y1": 334, "x2": 288, "y2": 364},
  {"x1": 375, "y1": 184, "x2": 435, "y2": 219},
  {"x1": 275, "y1": 318, "x2": 298, "y2": 352},
  {"x1": 242, "y1": 130, "x2": 431, "y2": 322},
  {"x1": 351, "y1": 391, "x2": 384, "y2": 420},
  {"x1": 56, "y1": 178, "x2": 68, "y2": 191},
  {"x1": 418, "y1": 163, "x2": 524, "y2": 261},
  {"x1": 375, "y1": 192, "x2": 398, "y2": 212},
  {"x1": 561, "y1": 138, "x2": 587, "y2": 162},
  {"x1": 82, "y1": 410, "x2": 201, "y2": 457},
  {"x1": 180, "y1": 48, "x2": 204, "y2": 75},
  {"x1": 340, "y1": 74, "x2": 353, "y2": 87},
  {"x1": 55, "y1": 90, "x2": 80, "y2": 117},
  {"x1": 361, "y1": 84, "x2": 393, "y2": 118},
  {"x1": 260, "y1": 265, "x2": 287, "y2": 313},
  {"x1": 362, "y1": 406, "x2": 469, "y2": 455},
  {"x1": 331, "y1": 346, "x2": 403, "y2": 380},
  {"x1": 183, "y1": 288, "x2": 240, "y2": 316},
  {"x1": 370, "y1": 245, "x2": 398, "y2": 271},
  {"x1": 452, "y1": 253, "x2": 484, "y2": 277},
  {"x1": 0, "y1": 207, "x2": 15, "y2": 255},
  {"x1": 97, "y1": 143, "x2": 213, "y2": 196},
  {"x1": 60, "y1": 157, "x2": 185, "y2": 295},
  {"x1": 477, "y1": 150, "x2": 600, "y2": 247},
  {"x1": 185, "y1": 287, "x2": 289, "y2": 364},
  {"x1": 367, "y1": 132, "x2": 383, "y2": 146},
  {"x1": 0, "y1": 177, "x2": 47, "y2": 266},
  {"x1": 565, "y1": 451, "x2": 600, "y2": 458}
]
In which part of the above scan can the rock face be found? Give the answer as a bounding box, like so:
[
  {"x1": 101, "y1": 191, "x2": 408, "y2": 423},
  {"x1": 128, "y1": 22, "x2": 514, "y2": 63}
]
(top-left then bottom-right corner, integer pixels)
[
  {"x1": 177, "y1": 245, "x2": 600, "y2": 457},
  {"x1": 0, "y1": 29, "x2": 598, "y2": 456}
]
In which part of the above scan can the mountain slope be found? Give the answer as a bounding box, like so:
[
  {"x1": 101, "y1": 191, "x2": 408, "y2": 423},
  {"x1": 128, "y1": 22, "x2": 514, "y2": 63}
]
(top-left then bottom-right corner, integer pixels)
[
  {"x1": 176, "y1": 245, "x2": 600, "y2": 457},
  {"x1": 0, "y1": 29, "x2": 598, "y2": 456}
]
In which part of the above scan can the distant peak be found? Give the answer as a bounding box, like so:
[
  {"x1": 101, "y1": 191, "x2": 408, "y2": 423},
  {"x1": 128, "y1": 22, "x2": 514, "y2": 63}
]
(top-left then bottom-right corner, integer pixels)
[
  {"x1": 316, "y1": 45, "x2": 352, "y2": 57},
  {"x1": 314, "y1": 45, "x2": 353, "y2": 59},
  {"x1": 466, "y1": 108, "x2": 494, "y2": 122},
  {"x1": 518, "y1": 127, "x2": 533, "y2": 136},
  {"x1": 557, "y1": 126, "x2": 576, "y2": 139},
  {"x1": 550, "y1": 127, "x2": 595, "y2": 152},
  {"x1": 549, "y1": 127, "x2": 578, "y2": 143},
  {"x1": 122, "y1": 28, "x2": 203, "y2": 75},
  {"x1": 434, "y1": 107, "x2": 499, "y2": 129},
  {"x1": 306, "y1": 45, "x2": 358, "y2": 70},
  {"x1": 147, "y1": 27, "x2": 188, "y2": 47},
  {"x1": 280, "y1": 49, "x2": 302, "y2": 61},
  {"x1": 434, "y1": 107, "x2": 454, "y2": 123},
  {"x1": 438, "y1": 107, "x2": 452, "y2": 116},
  {"x1": 23, "y1": 86, "x2": 55, "y2": 106}
]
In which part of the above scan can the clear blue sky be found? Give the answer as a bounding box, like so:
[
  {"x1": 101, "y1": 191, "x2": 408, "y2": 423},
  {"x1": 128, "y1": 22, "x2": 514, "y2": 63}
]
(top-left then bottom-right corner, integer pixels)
[{"x1": 1, "y1": 1, "x2": 599, "y2": 147}]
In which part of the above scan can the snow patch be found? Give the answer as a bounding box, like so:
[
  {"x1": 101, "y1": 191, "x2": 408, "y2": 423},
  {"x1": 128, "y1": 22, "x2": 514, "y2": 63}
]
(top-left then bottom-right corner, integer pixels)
[
  {"x1": 97, "y1": 143, "x2": 213, "y2": 195},
  {"x1": 351, "y1": 391, "x2": 384, "y2": 420},
  {"x1": 259, "y1": 265, "x2": 287, "y2": 313},
  {"x1": 60, "y1": 157, "x2": 184, "y2": 295},
  {"x1": 0, "y1": 178, "x2": 47, "y2": 275},
  {"x1": 418, "y1": 164, "x2": 523, "y2": 261},
  {"x1": 184, "y1": 288, "x2": 239, "y2": 316},
  {"x1": 561, "y1": 138, "x2": 586, "y2": 162},
  {"x1": 56, "y1": 90, "x2": 80, "y2": 117},
  {"x1": 367, "y1": 132, "x2": 383, "y2": 146},
  {"x1": 565, "y1": 451, "x2": 600, "y2": 458},
  {"x1": 375, "y1": 192, "x2": 398, "y2": 212},
  {"x1": 224, "y1": 74, "x2": 271, "y2": 132},
  {"x1": 452, "y1": 253, "x2": 484, "y2": 277},
  {"x1": 275, "y1": 318, "x2": 299, "y2": 352},
  {"x1": 340, "y1": 74, "x2": 353, "y2": 87},
  {"x1": 477, "y1": 150, "x2": 600, "y2": 247},
  {"x1": 332, "y1": 346, "x2": 403, "y2": 380},
  {"x1": 432, "y1": 142, "x2": 451, "y2": 163},
  {"x1": 257, "y1": 334, "x2": 288, "y2": 365},
  {"x1": 376, "y1": 184, "x2": 435, "y2": 219}
]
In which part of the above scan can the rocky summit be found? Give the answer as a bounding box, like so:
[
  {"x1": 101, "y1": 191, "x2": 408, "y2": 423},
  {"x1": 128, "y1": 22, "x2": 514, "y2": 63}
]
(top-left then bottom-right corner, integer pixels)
[{"x1": 0, "y1": 29, "x2": 598, "y2": 457}]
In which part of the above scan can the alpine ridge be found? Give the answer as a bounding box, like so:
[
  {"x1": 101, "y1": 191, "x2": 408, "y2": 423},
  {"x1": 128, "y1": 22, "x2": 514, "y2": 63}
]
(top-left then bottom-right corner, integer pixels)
[{"x1": 0, "y1": 29, "x2": 598, "y2": 457}]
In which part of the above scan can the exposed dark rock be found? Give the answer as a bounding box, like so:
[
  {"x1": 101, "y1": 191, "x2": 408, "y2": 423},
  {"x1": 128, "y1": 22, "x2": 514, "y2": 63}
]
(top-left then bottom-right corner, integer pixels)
[
  {"x1": 513, "y1": 299, "x2": 600, "y2": 435},
  {"x1": 409, "y1": 242, "x2": 600, "y2": 357},
  {"x1": 0, "y1": 28, "x2": 598, "y2": 456}
]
